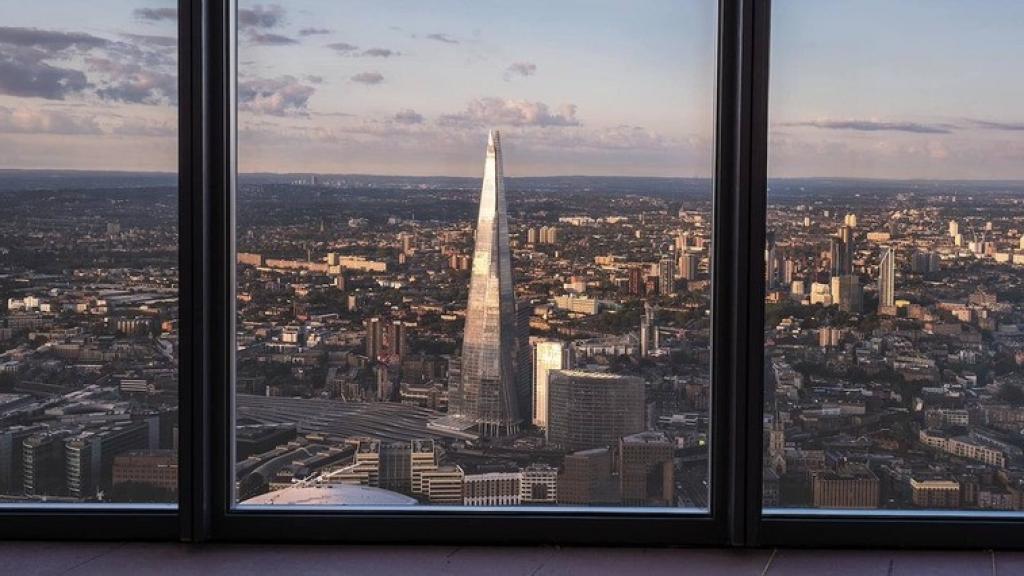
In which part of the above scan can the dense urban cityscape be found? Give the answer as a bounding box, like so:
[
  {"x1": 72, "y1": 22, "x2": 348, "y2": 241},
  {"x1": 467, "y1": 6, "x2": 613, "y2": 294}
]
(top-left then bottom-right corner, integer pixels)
[
  {"x1": 4, "y1": 135, "x2": 1024, "y2": 511},
  {"x1": 764, "y1": 179, "x2": 1024, "y2": 510}
]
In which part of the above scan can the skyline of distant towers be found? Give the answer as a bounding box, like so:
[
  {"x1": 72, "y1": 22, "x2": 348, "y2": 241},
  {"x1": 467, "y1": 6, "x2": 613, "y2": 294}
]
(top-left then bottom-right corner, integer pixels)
[{"x1": 450, "y1": 130, "x2": 522, "y2": 437}]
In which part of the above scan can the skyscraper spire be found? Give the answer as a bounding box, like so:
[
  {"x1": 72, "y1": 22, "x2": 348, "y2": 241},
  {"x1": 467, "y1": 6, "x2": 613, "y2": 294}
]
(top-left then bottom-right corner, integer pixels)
[{"x1": 453, "y1": 130, "x2": 521, "y2": 436}]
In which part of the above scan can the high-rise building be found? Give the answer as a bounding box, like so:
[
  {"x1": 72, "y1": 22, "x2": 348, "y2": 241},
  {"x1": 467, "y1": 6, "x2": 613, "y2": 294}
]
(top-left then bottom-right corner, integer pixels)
[
  {"x1": 514, "y1": 300, "x2": 533, "y2": 423},
  {"x1": 0, "y1": 424, "x2": 44, "y2": 495},
  {"x1": 640, "y1": 302, "x2": 656, "y2": 358},
  {"x1": 831, "y1": 274, "x2": 864, "y2": 314},
  {"x1": 678, "y1": 252, "x2": 700, "y2": 281},
  {"x1": 387, "y1": 320, "x2": 407, "y2": 361},
  {"x1": 365, "y1": 317, "x2": 384, "y2": 361},
  {"x1": 23, "y1": 431, "x2": 70, "y2": 497},
  {"x1": 557, "y1": 447, "x2": 619, "y2": 505},
  {"x1": 532, "y1": 340, "x2": 575, "y2": 429},
  {"x1": 400, "y1": 232, "x2": 414, "y2": 256},
  {"x1": 618, "y1": 432, "x2": 675, "y2": 506},
  {"x1": 547, "y1": 370, "x2": 645, "y2": 452},
  {"x1": 657, "y1": 257, "x2": 675, "y2": 294},
  {"x1": 675, "y1": 232, "x2": 692, "y2": 252},
  {"x1": 65, "y1": 421, "x2": 152, "y2": 499},
  {"x1": 628, "y1": 266, "x2": 644, "y2": 296},
  {"x1": 878, "y1": 246, "x2": 895, "y2": 312},
  {"x1": 452, "y1": 131, "x2": 521, "y2": 437},
  {"x1": 949, "y1": 219, "x2": 959, "y2": 238}
]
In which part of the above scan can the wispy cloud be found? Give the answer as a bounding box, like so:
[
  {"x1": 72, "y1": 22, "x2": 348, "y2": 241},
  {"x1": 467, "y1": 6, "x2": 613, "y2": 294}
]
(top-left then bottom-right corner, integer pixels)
[
  {"x1": 298, "y1": 27, "x2": 332, "y2": 37},
  {"x1": 425, "y1": 33, "x2": 458, "y2": 44},
  {"x1": 327, "y1": 42, "x2": 359, "y2": 54},
  {"x1": 248, "y1": 32, "x2": 299, "y2": 46},
  {"x1": 504, "y1": 62, "x2": 537, "y2": 80},
  {"x1": 238, "y1": 4, "x2": 286, "y2": 30},
  {"x1": 782, "y1": 119, "x2": 954, "y2": 134},
  {"x1": 361, "y1": 48, "x2": 400, "y2": 58},
  {"x1": 968, "y1": 119, "x2": 1024, "y2": 131},
  {"x1": 133, "y1": 7, "x2": 177, "y2": 22},
  {"x1": 350, "y1": 71, "x2": 384, "y2": 85},
  {"x1": 393, "y1": 109, "x2": 424, "y2": 125}
]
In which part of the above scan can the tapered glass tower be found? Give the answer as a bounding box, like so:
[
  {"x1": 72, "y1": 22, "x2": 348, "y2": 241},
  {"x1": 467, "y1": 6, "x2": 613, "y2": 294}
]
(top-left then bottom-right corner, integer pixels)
[{"x1": 454, "y1": 130, "x2": 521, "y2": 436}]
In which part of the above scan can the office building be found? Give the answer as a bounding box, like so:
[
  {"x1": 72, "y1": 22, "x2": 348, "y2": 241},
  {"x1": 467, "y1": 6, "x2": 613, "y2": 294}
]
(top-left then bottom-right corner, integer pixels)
[
  {"x1": 463, "y1": 472, "x2": 521, "y2": 506},
  {"x1": 111, "y1": 450, "x2": 178, "y2": 493},
  {"x1": 618, "y1": 432, "x2": 675, "y2": 506},
  {"x1": 421, "y1": 465, "x2": 464, "y2": 504},
  {"x1": 532, "y1": 340, "x2": 575, "y2": 429},
  {"x1": 811, "y1": 465, "x2": 879, "y2": 509},
  {"x1": 65, "y1": 421, "x2": 151, "y2": 499},
  {"x1": 547, "y1": 370, "x2": 645, "y2": 452},
  {"x1": 520, "y1": 464, "x2": 558, "y2": 504},
  {"x1": 452, "y1": 130, "x2": 521, "y2": 437},
  {"x1": 557, "y1": 447, "x2": 619, "y2": 505},
  {"x1": 658, "y1": 257, "x2": 675, "y2": 294},
  {"x1": 410, "y1": 439, "x2": 436, "y2": 495}
]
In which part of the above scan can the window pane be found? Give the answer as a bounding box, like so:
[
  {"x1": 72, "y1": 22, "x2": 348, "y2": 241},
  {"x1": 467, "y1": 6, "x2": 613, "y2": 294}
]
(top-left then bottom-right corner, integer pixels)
[
  {"x1": 764, "y1": 1, "x2": 1024, "y2": 512},
  {"x1": 234, "y1": 1, "x2": 716, "y2": 510},
  {"x1": 0, "y1": 3, "x2": 178, "y2": 505}
]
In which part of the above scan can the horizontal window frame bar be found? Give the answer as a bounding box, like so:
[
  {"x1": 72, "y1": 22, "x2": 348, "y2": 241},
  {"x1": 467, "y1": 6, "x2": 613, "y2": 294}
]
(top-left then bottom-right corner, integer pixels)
[
  {"x1": 759, "y1": 516, "x2": 1024, "y2": 549},
  {"x1": 213, "y1": 512, "x2": 724, "y2": 545},
  {"x1": 0, "y1": 509, "x2": 178, "y2": 541}
]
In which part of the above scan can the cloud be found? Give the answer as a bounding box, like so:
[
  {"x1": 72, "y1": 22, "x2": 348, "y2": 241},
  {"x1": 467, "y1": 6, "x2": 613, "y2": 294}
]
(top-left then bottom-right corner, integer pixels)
[
  {"x1": 299, "y1": 28, "x2": 332, "y2": 36},
  {"x1": 426, "y1": 33, "x2": 458, "y2": 44},
  {"x1": 393, "y1": 109, "x2": 424, "y2": 125},
  {"x1": 120, "y1": 33, "x2": 177, "y2": 48},
  {"x1": 360, "y1": 48, "x2": 400, "y2": 58},
  {"x1": 969, "y1": 119, "x2": 1024, "y2": 131},
  {"x1": 351, "y1": 71, "x2": 384, "y2": 85},
  {"x1": 504, "y1": 62, "x2": 536, "y2": 80},
  {"x1": 327, "y1": 42, "x2": 359, "y2": 54},
  {"x1": 87, "y1": 57, "x2": 176, "y2": 104},
  {"x1": 238, "y1": 4, "x2": 286, "y2": 29},
  {"x1": 439, "y1": 98, "x2": 579, "y2": 128},
  {"x1": 132, "y1": 8, "x2": 177, "y2": 22},
  {"x1": 0, "y1": 26, "x2": 181, "y2": 102},
  {"x1": 0, "y1": 106, "x2": 101, "y2": 135},
  {"x1": 783, "y1": 119, "x2": 953, "y2": 134},
  {"x1": 239, "y1": 75, "x2": 316, "y2": 116},
  {"x1": 248, "y1": 32, "x2": 299, "y2": 46},
  {"x1": 0, "y1": 56, "x2": 89, "y2": 99},
  {"x1": 0, "y1": 27, "x2": 109, "y2": 51}
]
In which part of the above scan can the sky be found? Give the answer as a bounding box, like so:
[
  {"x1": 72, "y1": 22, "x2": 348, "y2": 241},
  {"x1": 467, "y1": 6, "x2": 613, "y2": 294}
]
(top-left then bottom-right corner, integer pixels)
[{"x1": 0, "y1": 0, "x2": 1021, "y2": 179}]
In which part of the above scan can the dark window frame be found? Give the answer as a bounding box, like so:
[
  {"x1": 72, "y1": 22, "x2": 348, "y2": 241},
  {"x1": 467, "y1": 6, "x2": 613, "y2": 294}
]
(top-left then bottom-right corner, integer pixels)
[{"x1": 3, "y1": 0, "x2": 1024, "y2": 548}]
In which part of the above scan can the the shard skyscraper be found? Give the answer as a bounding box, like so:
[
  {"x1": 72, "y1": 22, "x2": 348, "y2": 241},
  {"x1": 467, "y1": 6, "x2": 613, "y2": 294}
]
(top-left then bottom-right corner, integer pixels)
[{"x1": 453, "y1": 130, "x2": 521, "y2": 437}]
